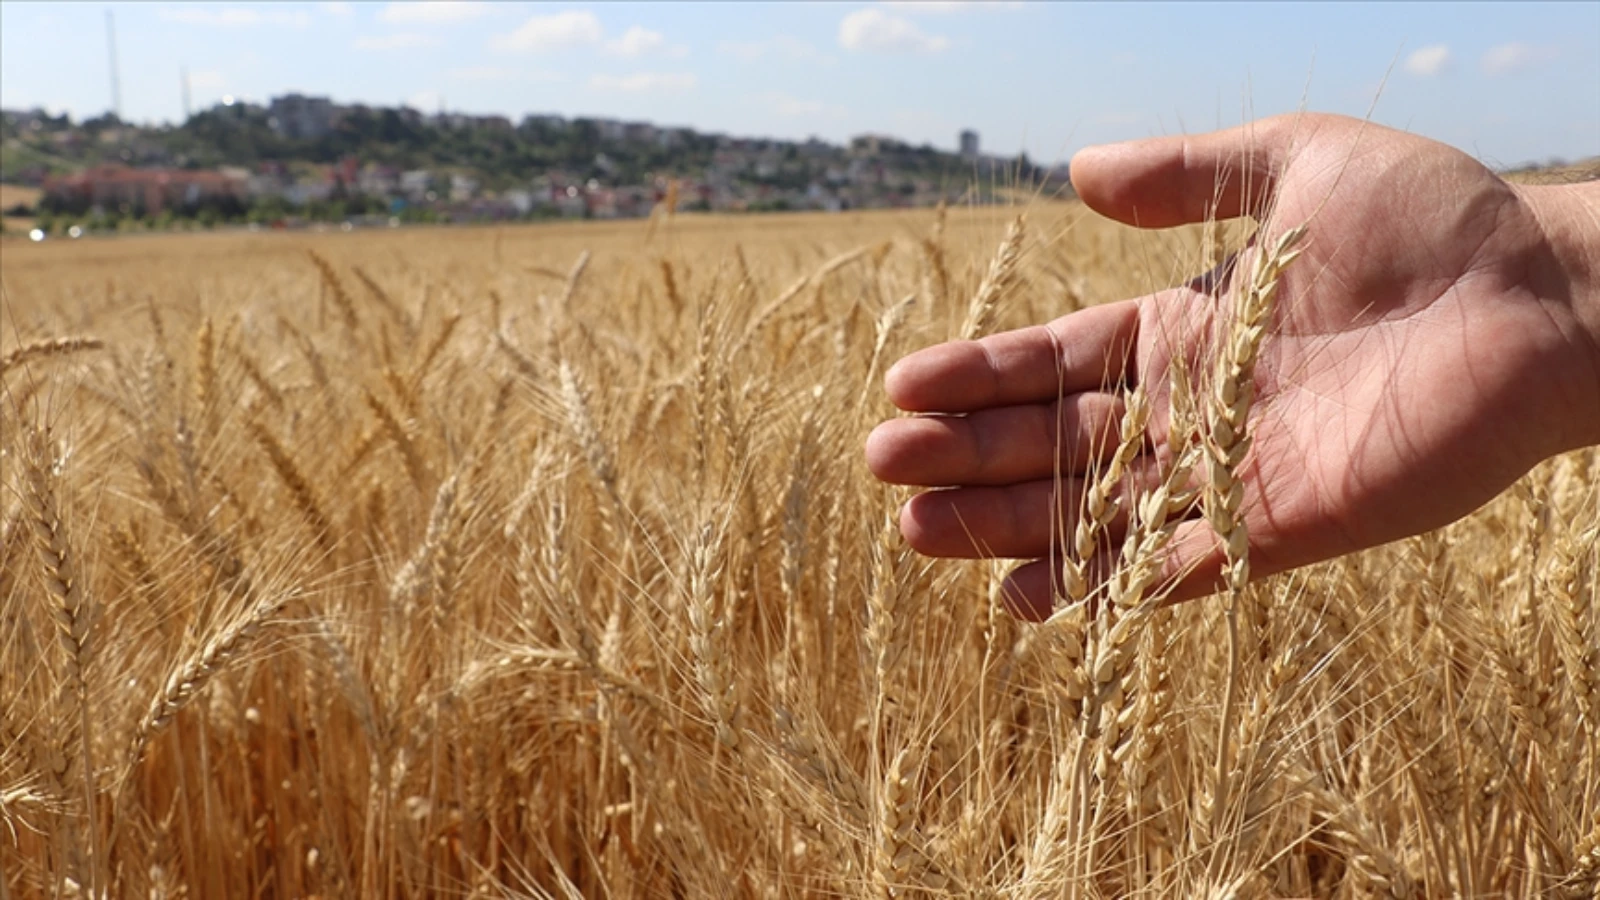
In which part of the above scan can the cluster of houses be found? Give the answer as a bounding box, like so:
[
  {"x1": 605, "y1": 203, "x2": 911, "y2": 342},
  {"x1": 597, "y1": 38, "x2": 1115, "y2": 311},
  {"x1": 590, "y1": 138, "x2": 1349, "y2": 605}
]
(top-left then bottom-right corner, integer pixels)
[
  {"x1": 14, "y1": 94, "x2": 1018, "y2": 225},
  {"x1": 40, "y1": 165, "x2": 246, "y2": 217},
  {"x1": 42, "y1": 162, "x2": 724, "y2": 222}
]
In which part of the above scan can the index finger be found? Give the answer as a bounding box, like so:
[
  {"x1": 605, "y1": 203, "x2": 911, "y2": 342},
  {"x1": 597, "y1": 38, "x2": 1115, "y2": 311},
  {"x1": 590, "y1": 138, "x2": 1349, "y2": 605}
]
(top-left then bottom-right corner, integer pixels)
[{"x1": 885, "y1": 298, "x2": 1140, "y2": 413}]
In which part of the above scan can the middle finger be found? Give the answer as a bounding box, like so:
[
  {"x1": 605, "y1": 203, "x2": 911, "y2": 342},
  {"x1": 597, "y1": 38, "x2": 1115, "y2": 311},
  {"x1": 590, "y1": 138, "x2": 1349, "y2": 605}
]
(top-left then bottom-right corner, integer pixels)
[{"x1": 866, "y1": 391, "x2": 1129, "y2": 487}]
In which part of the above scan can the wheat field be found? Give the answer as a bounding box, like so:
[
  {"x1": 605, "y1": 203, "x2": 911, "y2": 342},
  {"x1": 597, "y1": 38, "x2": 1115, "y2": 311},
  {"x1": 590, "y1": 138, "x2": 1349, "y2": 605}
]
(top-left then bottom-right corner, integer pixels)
[{"x1": 1, "y1": 202, "x2": 1596, "y2": 899}]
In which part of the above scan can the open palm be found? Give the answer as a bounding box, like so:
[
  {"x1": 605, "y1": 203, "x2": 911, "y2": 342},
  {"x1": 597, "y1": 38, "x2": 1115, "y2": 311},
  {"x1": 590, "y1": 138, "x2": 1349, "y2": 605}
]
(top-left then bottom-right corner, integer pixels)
[{"x1": 867, "y1": 114, "x2": 1600, "y2": 618}]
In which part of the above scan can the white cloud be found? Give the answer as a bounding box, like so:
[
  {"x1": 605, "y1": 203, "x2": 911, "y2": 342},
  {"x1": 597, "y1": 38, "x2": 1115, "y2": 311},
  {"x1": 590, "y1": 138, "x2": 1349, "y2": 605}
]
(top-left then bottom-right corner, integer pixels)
[
  {"x1": 1403, "y1": 44, "x2": 1451, "y2": 77},
  {"x1": 590, "y1": 72, "x2": 697, "y2": 92},
  {"x1": 158, "y1": 6, "x2": 311, "y2": 28},
  {"x1": 839, "y1": 8, "x2": 950, "y2": 53},
  {"x1": 378, "y1": 2, "x2": 490, "y2": 24},
  {"x1": 606, "y1": 25, "x2": 663, "y2": 56},
  {"x1": 764, "y1": 92, "x2": 846, "y2": 118},
  {"x1": 492, "y1": 10, "x2": 603, "y2": 52},
  {"x1": 320, "y1": 2, "x2": 354, "y2": 16},
  {"x1": 408, "y1": 90, "x2": 443, "y2": 111},
  {"x1": 1481, "y1": 42, "x2": 1556, "y2": 75},
  {"x1": 719, "y1": 36, "x2": 826, "y2": 62},
  {"x1": 603, "y1": 25, "x2": 688, "y2": 58},
  {"x1": 354, "y1": 32, "x2": 437, "y2": 50}
]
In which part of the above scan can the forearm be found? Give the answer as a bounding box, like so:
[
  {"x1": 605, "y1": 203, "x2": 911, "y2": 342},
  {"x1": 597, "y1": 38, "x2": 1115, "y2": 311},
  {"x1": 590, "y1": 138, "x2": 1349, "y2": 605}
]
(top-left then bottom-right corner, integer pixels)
[{"x1": 1519, "y1": 180, "x2": 1600, "y2": 449}]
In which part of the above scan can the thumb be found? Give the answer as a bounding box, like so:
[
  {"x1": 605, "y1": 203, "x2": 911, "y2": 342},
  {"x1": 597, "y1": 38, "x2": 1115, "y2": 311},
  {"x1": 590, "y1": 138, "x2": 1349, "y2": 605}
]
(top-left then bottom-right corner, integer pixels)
[{"x1": 1070, "y1": 115, "x2": 1311, "y2": 229}]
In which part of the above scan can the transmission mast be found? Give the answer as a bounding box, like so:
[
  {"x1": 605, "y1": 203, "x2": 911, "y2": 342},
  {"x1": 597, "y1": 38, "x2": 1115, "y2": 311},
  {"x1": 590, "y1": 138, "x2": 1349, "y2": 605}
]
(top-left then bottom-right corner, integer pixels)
[{"x1": 106, "y1": 9, "x2": 122, "y2": 119}]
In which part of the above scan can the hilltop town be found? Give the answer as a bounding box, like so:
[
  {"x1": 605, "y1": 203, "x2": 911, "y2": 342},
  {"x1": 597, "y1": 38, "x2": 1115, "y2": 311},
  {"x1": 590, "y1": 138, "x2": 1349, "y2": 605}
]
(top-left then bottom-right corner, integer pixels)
[{"x1": 2, "y1": 93, "x2": 1063, "y2": 233}]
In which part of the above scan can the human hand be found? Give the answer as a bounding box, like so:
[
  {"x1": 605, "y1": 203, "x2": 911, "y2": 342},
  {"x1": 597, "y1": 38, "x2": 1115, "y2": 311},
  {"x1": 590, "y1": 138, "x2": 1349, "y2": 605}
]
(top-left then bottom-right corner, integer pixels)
[{"x1": 867, "y1": 113, "x2": 1600, "y2": 619}]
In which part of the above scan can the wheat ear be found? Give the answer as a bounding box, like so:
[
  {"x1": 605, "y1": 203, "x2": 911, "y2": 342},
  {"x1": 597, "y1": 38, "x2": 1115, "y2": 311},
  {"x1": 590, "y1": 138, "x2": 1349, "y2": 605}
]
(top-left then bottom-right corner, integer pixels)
[
  {"x1": 1203, "y1": 221, "x2": 1307, "y2": 850},
  {"x1": 861, "y1": 294, "x2": 916, "y2": 413},
  {"x1": 22, "y1": 426, "x2": 100, "y2": 891},
  {"x1": 191, "y1": 317, "x2": 215, "y2": 434},
  {"x1": 22, "y1": 429, "x2": 92, "y2": 705},
  {"x1": 1550, "y1": 525, "x2": 1598, "y2": 740},
  {"x1": 308, "y1": 250, "x2": 360, "y2": 331},
  {"x1": 557, "y1": 359, "x2": 619, "y2": 502},
  {"x1": 249, "y1": 419, "x2": 335, "y2": 555},
  {"x1": 127, "y1": 585, "x2": 291, "y2": 768},
  {"x1": 873, "y1": 746, "x2": 926, "y2": 898},
  {"x1": 362, "y1": 389, "x2": 432, "y2": 493},
  {"x1": 559, "y1": 249, "x2": 591, "y2": 308},
  {"x1": 1, "y1": 337, "x2": 104, "y2": 377},
  {"x1": 685, "y1": 523, "x2": 739, "y2": 752},
  {"x1": 1203, "y1": 223, "x2": 1306, "y2": 596},
  {"x1": 1057, "y1": 383, "x2": 1152, "y2": 610},
  {"x1": 958, "y1": 214, "x2": 1025, "y2": 341},
  {"x1": 352, "y1": 265, "x2": 418, "y2": 340}
]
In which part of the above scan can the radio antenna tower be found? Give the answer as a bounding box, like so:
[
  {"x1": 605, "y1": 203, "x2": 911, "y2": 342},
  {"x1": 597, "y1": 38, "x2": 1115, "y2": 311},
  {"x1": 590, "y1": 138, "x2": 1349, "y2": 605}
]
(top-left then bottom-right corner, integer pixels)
[
  {"x1": 106, "y1": 9, "x2": 123, "y2": 119},
  {"x1": 182, "y1": 67, "x2": 193, "y2": 119}
]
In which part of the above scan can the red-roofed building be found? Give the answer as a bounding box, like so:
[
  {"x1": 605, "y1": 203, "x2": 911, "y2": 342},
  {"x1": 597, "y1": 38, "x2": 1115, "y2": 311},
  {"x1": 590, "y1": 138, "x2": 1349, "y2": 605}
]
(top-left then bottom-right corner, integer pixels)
[{"x1": 43, "y1": 165, "x2": 247, "y2": 215}]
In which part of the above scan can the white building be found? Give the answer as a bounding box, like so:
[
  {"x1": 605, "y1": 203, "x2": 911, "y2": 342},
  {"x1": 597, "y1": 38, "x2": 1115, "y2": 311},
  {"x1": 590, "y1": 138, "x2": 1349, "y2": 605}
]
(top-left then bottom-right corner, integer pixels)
[
  {"x1": 268, "y1": 94, "x2": 336, "y2": 140},
  {"x1": 399, "y1": 170, "x2": 433, "y2": 201},
  {"x1": 503, "y1": 189, "x2": 534, "y2": 215},
  {"x1": 449, "y1": 173, "x2": 479, "y2": 202}
]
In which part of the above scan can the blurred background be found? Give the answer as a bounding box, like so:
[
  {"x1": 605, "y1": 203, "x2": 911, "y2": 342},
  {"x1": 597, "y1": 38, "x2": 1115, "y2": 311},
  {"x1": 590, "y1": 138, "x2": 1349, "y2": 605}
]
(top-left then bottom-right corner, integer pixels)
[{"x1": 2, "y1": 1, "x2": 1596, "y2": 233}]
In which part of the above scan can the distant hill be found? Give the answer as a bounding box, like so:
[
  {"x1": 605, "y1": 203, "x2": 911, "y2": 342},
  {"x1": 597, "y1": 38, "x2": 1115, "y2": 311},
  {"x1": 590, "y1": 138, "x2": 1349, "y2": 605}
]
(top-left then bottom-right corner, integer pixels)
[
  {"x1": 3, "y1": 101, "x2": 1062, "y2": 226},
  {"x1": 0, "y1": 102, "x2": 1037, "y2": 195}
]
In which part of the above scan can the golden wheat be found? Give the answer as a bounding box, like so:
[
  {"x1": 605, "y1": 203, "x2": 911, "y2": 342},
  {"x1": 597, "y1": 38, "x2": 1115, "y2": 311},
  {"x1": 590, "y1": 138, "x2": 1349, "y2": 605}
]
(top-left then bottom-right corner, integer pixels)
[{"x1": 0, "y1": 203, "x2": 1593, "y2": 898}]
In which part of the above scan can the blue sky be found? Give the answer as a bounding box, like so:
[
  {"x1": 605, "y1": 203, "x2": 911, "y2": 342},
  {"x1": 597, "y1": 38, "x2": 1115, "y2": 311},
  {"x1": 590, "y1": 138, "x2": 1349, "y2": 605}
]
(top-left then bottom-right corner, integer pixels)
[{"x1": 2, "y1": 1, "x2": 1595, "y2": 168}]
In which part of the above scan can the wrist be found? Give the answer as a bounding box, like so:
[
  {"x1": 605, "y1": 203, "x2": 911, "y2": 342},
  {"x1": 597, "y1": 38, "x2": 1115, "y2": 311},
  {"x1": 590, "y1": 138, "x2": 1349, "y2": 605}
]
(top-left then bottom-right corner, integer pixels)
[{"x1": 1517, "y1": 180, "x2": 1600, "y2": 450}]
